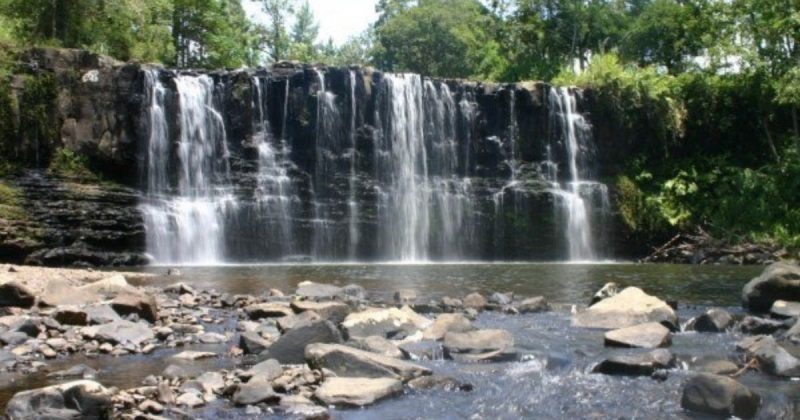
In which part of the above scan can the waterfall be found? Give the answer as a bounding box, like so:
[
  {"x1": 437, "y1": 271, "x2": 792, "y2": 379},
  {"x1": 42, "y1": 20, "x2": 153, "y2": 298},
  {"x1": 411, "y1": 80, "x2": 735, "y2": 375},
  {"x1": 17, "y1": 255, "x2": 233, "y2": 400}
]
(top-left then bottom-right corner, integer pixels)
[
  {"x1": 548, "y1": 86, "x2": 607, "y2": 261},
  {"x1": 140, "y1": 72, "x2": 233, "y2": 264},
  {"x1": 137, "y1": 68, "x2": 610, "y2": 263},
  {"x1": 252, "y1": 76, "x2": 294, "y2": 253},
  {"x1": 347, "y1": 71, "x2": 359, "y2": 259}
]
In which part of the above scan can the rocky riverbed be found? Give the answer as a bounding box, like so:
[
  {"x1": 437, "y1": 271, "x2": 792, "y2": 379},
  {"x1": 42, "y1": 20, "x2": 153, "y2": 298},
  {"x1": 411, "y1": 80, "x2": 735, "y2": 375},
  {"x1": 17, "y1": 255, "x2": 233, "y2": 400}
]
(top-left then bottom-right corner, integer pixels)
[{"x1": 0, "y1": 262, "x2": 798, "y2": 419}]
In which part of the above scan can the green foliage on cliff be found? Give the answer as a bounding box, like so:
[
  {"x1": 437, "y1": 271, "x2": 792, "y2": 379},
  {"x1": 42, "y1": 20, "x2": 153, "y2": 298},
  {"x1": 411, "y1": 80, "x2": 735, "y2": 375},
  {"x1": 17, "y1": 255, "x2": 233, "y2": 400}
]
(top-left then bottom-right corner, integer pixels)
[
  {"x1": 18, "y1": 73, "x2": 57, "y2": 161},
  {"x1": 0, "y1": 78, "x2": 16, "y2": 170},
  {"x1": 48, "y1": 148, "x2": 99, "y2": 182},
  {"x1": 0, "y1": 181, "x2": 24, "y2": 221}
]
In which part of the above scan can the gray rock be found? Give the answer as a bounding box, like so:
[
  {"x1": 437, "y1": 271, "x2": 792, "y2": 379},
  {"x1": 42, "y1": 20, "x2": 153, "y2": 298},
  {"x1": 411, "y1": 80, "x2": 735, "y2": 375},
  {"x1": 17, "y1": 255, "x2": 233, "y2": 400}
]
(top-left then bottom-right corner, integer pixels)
[
  {"x1": 244, "y1": 303, "x2": 293, "y2": 320},
  {"x1": 240, "y1": 358, "x2": 282, "y2": 382},
  {"x1": 306, "y1": 343, "x2": 432, "y2": 381},
  {"x1": 742, "y1": 262, "x2": 800, "y2": 312},
  {"x1": 47, "y1": 364, "x2": 98, "y2": 379},
  {"x1": 233, "y1": 380, "x2": 278, "y2": 406},
  {"x1": 85, "y1": 304, "x2": 121, "y2": 325},
  {"x1": 739, "y1": 316, "x2": 788, "y2": 335},
  {"x1": 85, "y1": 320, "x2": 154, "y2": 346},
  {"x1": 572, "y1": 287, "x2": 678, "y2": 330},
  {"x1": 239, "y1": 331, "x2": 274, "y2": 355},
  {"x1": 261, "y1": 321, "x2": 343, "y2": 364},
  {"x1": 681, "y1": 373, "x2": 760, "y2": 419},
  {"x1": 195, "y1": 371, "x2": 225, "y2": 394},
  {"x1": 342, "y1": 306, "x2": 431, "y2": 339},
  {"x1": 359, "y1": 335, "x2": 404, "y2": 358},
  {"x1": 517, "y1": 296, "x2": 549, "y2": 313},
  {"x1": 590, "y1": 282, "x2": 619, "y2": 306},
  {"x1": 341, "y1": 284, "x2": 367, "y2": 301},
  {"x1": 162, "y1": 364, "x2": 200, "y2": 380},
  {"x1": 593, "y1": 349, "x2": 676, "y2": 376},
  {"x1": 604, "y1": 322, "x2": 671, "y2": 349},
  {"x1": 408, "y1": 375, "x2": 473, "y2": 392},
  {"x1": 0, "y1": 281, "x2": 36, "y2": 308},
  {"x1": 422, "y1": 313, "x2": 474, "y2": 341},
  {"x1": 176, "y1": 391, "x2": 204, "y2": 407},
  {"x1": 690, "y1": 308, "x2": 733, "y2": 332},
  {"x1": 198, "y1": 332, "x2": 227, "y2": 344},
  {"x1": 462, "y1": 293, "x2": 487, "y2": 311},
  {"x1": 172, "y1": 351, "x2": 216, "y2": 361},
  {"x1": 770, "y1": 300, "x2": 800, "y2": 318},
  {"x1": 163, "y1": 282, "x2": 194, "y2": 295},
  {"x1": 443, "y1": 329, "x2": 516, "y2": 362},
  {"x1": 739, "y1": 335, "x2": 800, "y2": 377},
  {"x1": 489, "y1": 292, "x2": 513, "y2": 306},
  {"x1": 111, "y1": 293, "x2": 159, "y2": 323},
  {"x1": 695, "y1": 359, "x2": 739, "y2": 375},
  {"x1": 296, "y1": 281, "x2": 343, "y2": 300},
  {"x1": 290, "y1": 300, "x2": 351, "y2": 324},
  {"x1": 277, "y1": 311, "x2": 322, "y2": 332},
  {"x1": 5, "y1": 380, "x2": 112, "y2": 419},
  {"x1": 314, "y1": 377, "x2": 402, "y2": 407},
  {"x1": 0, "y1": 331, "x2": 29, "y2": 346}
]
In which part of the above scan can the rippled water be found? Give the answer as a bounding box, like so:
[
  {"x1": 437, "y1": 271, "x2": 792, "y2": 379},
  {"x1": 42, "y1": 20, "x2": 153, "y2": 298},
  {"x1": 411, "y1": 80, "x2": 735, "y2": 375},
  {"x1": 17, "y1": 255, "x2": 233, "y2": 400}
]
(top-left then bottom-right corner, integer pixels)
[{"x1": 5, "y1": 263, "x2": 798, "y2": 419}]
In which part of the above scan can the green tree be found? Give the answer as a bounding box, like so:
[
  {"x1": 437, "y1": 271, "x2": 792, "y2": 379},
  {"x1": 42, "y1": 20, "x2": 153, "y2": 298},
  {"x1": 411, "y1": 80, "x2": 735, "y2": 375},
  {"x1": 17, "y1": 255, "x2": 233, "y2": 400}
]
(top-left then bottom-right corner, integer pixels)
[
  {"x1": 261, "y1": 0, "x2": 294, "y2": 62},
  {"x1": 288, "y1": 0, "x2": 320, "y2": 62},
  {"x1": 372, "y1": 0, "x2": 503, "y2": 79}
]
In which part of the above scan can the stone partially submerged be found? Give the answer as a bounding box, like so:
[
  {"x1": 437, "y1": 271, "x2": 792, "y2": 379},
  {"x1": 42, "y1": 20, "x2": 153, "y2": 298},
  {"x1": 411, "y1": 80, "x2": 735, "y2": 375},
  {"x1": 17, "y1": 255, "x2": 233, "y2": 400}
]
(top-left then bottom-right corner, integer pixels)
[
  {"x1": 305, "y1": 343, "x2": 431, "y2": 381},
  {"x1": 314, "y1": 377, "x2": 402, "y2": 407},
  {"x1": 571, "y1": 287, "x2": 678, "y2": 330},
  {"x1": 604, "y1": 322, "x2": 671, "y2": 349},
  {"x1": 742, "y1": 262, "x2": 800, "y2": 312},
  {"x1": 5, "y1": 380, "x2": 113, "y2": 419},
  {"x1": 593, "y1": 349, "x2": 676, "y2": 376},
  {"x1": 443, "y1": 329, "x2": 516, "y2": 362},
  {"x1": 342, "y1": 306, "x2": 432, "y2": 339},
  {"x1": 681, "y1": 373, "x2": 760, "y2": 419}
]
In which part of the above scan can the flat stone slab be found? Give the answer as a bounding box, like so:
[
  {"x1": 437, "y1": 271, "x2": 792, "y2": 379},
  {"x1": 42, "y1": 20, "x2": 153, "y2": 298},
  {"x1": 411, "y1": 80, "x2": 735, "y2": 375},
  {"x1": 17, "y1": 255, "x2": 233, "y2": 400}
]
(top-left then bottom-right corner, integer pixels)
[
  {"x1": 244, "y1": 303, "x2": 293, "y2": 320},
  {"x1": 572, "y1": 287, "x2": 677, "y2": 330},
  {"x1": 342, "y1": 306, "x2": 431, "y2": 339},
  {"x1": 314, "y1": 377, "x2": 402, "y2": 407},
  {"x1": 423, "y1": 313, "x2": 474, "y2": 341},
  {"x1": 604, "y1": 322, "x2": 671, "y2": 348},
  {"x1": 291, "y1": 300, "x2": 351, "y2": 323},
  {"x1": 443, "y1": 329, "x2": 516, "y2": 362},
  {"x1": 306, "y1": 343, "x2": 431, "y2": 381}
]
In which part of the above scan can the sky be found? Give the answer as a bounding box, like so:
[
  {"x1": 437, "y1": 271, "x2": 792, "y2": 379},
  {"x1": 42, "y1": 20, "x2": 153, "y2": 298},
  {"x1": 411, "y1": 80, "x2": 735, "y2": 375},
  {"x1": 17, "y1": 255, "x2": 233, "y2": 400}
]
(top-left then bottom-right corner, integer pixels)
[{"x1": 244, "y1": 0, "x2": 379, "y2": 46}]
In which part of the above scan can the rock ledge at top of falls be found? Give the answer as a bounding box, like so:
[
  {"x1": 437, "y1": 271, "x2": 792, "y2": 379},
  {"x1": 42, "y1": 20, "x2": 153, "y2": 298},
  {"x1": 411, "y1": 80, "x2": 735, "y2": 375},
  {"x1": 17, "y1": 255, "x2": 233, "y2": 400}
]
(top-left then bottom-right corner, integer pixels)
[
  {"x1": 572, "y1": 287, "x2": 678, "y2": 330},
  {"x1": 742, "y1": 262, "x2": 800, "y2": 312}
]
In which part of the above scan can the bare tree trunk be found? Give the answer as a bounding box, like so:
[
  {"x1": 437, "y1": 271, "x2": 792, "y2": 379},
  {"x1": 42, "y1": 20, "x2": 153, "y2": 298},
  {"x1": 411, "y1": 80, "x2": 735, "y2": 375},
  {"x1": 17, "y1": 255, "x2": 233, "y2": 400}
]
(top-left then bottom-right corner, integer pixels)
[
  {"x1": 761, "y1": 115, "x2": 780, "y2": 162},
  {"x1": 792, "y1": 107, "x2": 800, "y2": 151}
]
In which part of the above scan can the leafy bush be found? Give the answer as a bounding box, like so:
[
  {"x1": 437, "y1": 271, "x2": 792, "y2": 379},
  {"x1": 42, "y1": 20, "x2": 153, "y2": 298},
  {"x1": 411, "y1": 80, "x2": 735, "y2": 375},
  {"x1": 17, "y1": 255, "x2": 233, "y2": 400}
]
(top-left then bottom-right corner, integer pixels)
[
  {"x1": 0, "y1": 181, "x2": 24, "y2": 221},
  {"x1": 48, "y1": 148, "x2": 98, "y2": 181}
]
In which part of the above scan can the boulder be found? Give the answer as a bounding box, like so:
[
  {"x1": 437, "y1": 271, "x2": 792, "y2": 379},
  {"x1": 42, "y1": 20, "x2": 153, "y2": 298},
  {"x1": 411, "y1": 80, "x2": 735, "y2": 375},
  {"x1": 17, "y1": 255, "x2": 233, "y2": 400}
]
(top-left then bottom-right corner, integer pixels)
[
  {"x1": 742, "y1": 262, "x2": 800, "y2": 312},
  {"x1": 443, "y1": 329, "x2": 516, "y2": 362},
  {"x1": 342, "y1": 306, "x2": 431, "y2": 339},
  {"x1": 277, "y1": 311, "x2": 322, "y2": 332},
  {"x1": 604, "y1": 322, "x2": 671, "y2": 349},
  {"x1": 261, "y1": 321, "x2": 342, "y2": 364},
  {"x1": 40, "y1": 278, "x2": 101, "y2": 307},
  {"x1": 739, "y1": 335, "x2": 800, "y2": 377},
  {"x1": 359, "y1": 335, "x2": 404, "y2": 358},
  {"x1": 681, "y1": 373, "x2": 760, "y2": 419},
  {"x1": 489, "y1": 292, "x2": 513, "y2": 306},
  {"x1": 84, "y1": 320, "x2": 154, "y2": 346},
  {"x1": 517, "y1": 296, "x2": 549, "y2": 313},
  {"x1": 422, "y1": 313, "x2": 474, "y2": 341},
  {"x1": 85, "y1": 304, "x2": 121, "y2": 325},
  {"x1": 5, "y1": 380, "x2": 112, "y2": 419},
  {"x1": 590, "y1": 282, "x2": 620, "y2": 306},
  {"x1": 399, "y1": 340, "x2": 444, "y2": 360},
  {"x1": 592, "y1": 349, "x2": 676, "y2": 376},
  {"x1": 78, "y1": 275, "x2": 138, "y2": 298},
  {"x1": 770, "y1": 300, "x2": 800, "y2": 319},
  {"x1": 690, "y1": 308, "x2": 733, "y2": 333},
  {"x1": 111, "y1": 293, "x2": 158, "y2": 323},
  {"x1": 233, "y1": 381, "x2": 278, "y2": 406},
  {"x1": 52, "y1": 306, "x2": 89, "y2": 326},
  {"x1": 462, "y1": 293, "x2": 487, "y2": 310},
  {"x1": 239, "y1": 331, "x2": 274, "y2": 355},
  {"x1": 305, "y1": 343, "x2": 431, "y2": 381},
  {"x1": 0, "y1": 281, "x2": 35, "y2": 308},
  {"x1": 314, "y1": 377, "x2": 402, "y2": 407},
  {"x1": 571, "y1": 287, "x2": 678, "y2": 330},
  {"x1": 695, "y1": 359, "x2": 739, "y2": 376},
  {"x1": 240, "y1": 359, "x2": 282, "y2": 382},
  {"x1": 296, "y1": 281, "x2": 343, "y2": 300},
  {"x1": 244, "y1": 303, "x2": 293, "y2": 320},
  {"x1": 290, "y1": 300, "x2": 351, "y2": 324},
  {"x1": 739, "y1": 316, "x2": 788, "y2": 335}
]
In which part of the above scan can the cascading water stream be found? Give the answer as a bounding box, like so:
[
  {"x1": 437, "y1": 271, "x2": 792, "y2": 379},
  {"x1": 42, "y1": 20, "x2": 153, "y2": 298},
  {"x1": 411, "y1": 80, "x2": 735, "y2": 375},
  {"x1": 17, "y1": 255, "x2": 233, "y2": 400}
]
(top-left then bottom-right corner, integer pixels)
[
  {"x1": 347, "y1": 71, "x2": 359, "y2": 259},
  {"x1": 140, "y1": 72, "x2": 233, "y2": 264}
]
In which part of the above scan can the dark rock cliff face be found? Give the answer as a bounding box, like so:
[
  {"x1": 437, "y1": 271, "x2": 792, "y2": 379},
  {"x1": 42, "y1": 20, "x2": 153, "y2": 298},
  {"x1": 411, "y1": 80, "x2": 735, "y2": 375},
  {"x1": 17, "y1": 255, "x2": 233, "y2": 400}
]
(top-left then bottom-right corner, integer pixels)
[{"x1": 0, "y1": 48, "x2": 626, "y2": 266}]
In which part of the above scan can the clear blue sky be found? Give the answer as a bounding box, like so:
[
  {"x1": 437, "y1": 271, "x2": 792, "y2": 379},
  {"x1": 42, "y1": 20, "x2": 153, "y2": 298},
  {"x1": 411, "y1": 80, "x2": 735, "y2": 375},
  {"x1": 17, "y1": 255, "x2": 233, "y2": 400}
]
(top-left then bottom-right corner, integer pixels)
[{"x1": 244, "y1": 0, "x2": 379, "y2": 46}]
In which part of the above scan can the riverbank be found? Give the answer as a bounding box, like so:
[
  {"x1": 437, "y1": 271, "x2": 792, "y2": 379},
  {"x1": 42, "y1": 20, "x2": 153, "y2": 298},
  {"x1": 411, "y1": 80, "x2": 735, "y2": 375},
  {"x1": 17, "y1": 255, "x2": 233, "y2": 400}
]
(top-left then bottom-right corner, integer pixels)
[{"x1": 0, "y1": 263, "x2": 798, "y2": 418}]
